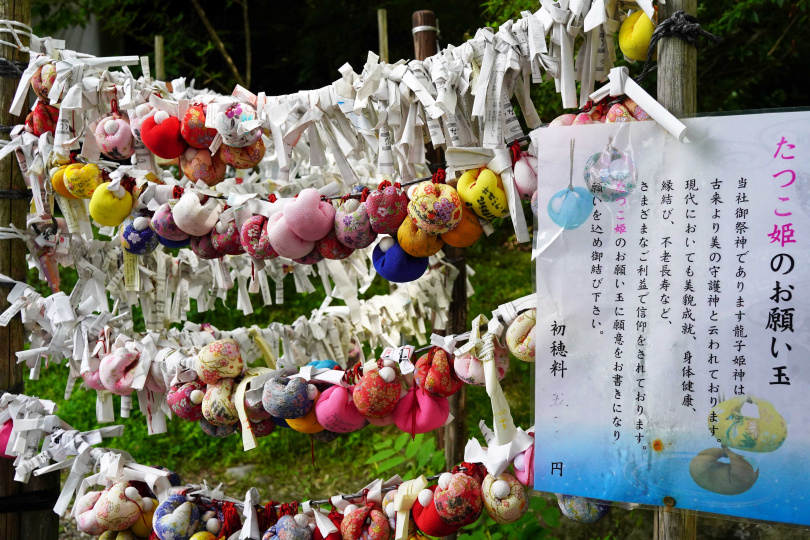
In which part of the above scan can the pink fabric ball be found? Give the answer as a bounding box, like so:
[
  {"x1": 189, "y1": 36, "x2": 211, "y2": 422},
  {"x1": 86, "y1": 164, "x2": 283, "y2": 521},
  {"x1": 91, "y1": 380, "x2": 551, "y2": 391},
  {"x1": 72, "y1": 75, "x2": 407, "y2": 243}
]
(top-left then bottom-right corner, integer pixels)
[
  {"x1": 314, "y1": 385, "x2": 368, "y2": 433},
  {"x1": 266, "y1": 212, "x2": 314, "y2": 259},
  {"x1": 283, "y1": 188, "x2": 336, "y2": 241}
]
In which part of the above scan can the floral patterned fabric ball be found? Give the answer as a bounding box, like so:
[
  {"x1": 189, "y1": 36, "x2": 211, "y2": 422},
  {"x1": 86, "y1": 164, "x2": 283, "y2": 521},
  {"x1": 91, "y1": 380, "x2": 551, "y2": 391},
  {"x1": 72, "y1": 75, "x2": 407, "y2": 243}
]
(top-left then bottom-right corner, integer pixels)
[
  {"x1": 454, "y1": 342, "x2": 509, "y2": 387},
  {"x1": 335, "y1": 199, "x2": 376, "y2": 248},
  {"x1": 240, "y1": 215, "x2": 278, "y2": 259},
  {"x1": 195, "y1": 338, "x2": 243, "y2": 384},
  {"x1": 152, "y1": 203, "x2": 190, "y2": 241},
  {"x1": 190, "y1": 234, "x2": 220, "y2": 260},
  {"x1": 556, "y1": 495, "x2": 610, "y2": 524},
  {"x1": 408, "y1": 183, "x2": 462, "y2": 234},
  {"x1": 199, "y1": 418, "x2": 238, "y2": 437},
  {"x1": 435, "y1": 474, "x2": 483, "y2": 526},
  {"x1": 25, "y1": 99, "x2": 59, "y2": 137},
  {"x1": 211, "y1": 221, "x2": 245, "y2": 256},
  {"x1": 316, "y1": 229, "x2": 354, "y2": 260},
  {"x1": 341, "y1": 504, "x2": 389, "y2": 540},
  {"x1": 120, "y1": 213, "x2": 159, "y2": 255},
  {"x1": 211, "y1": 100, "x2": 262, "y2": 147},
  {"x1": 414, "y1": 347, "x2": 463, "y2": 397},
  {"x1": 202, "y1": 378, "x2": 239, "y2": 426},
  {"x1": 180, "y1": 148, "x2": 226, "y2": 187},
  {"x1": 366, "y1": 185, "x2": 409, "y2": 234},
  {"x1": 505, "y1": 309, "x2": 536, "y2": 362},
  {"x1": 181, "y1": 104, "x2": 217, "y2": 149},
  {"x1": 220, "y1": 138, "x2": 265, "y2": 169},
  {"x1": 481, "y1": 473, "x2": 528, "y2": 524},
  {"x1": 262, "y1": 377, "x2": 313, "y2": 419},
  {"x1": 167, "y1": 381, "x2": 205, "y2": 421},
  {"x1": 293, "y1": 247, "x2": 324, "y2": 265},
  {"x1": 154, "y1": 495, "x2": 202, "y2": 540},
  {"x1": 95, "y1": 482, "x2": 143, "y2": 531},
  {"x1": 353, "y1": 369, "x2": 401, "y2": 418},
  {"x1": 95, "y1": 115, "x2": 135, "y2": 160},
  {"x1": 32, "y1": 63, "x2": 57, "y2": 101},
  {"x1": 263, "y1": 515, "x2": 313, "y2": 540}
]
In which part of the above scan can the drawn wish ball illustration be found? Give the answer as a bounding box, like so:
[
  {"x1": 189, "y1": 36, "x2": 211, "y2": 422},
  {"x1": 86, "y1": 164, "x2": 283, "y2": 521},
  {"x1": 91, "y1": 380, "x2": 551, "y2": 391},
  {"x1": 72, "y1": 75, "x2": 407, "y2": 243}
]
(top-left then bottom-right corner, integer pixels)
[
  {"x1": 556, "y1": 495, "x2": 611, "y2": 524},
  {"x1": 584, "y1": 146, "x2": 637, "y2": 202},
  {"x1": 547, "y1": 186, "x2": 594, "y2": 229}
]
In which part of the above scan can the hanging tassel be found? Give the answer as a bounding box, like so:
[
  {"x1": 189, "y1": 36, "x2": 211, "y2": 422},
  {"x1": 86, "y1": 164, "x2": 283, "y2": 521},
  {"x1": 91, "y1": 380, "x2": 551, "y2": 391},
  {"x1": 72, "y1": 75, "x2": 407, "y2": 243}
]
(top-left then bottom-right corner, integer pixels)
[{"x1": 218, "y1": 501, "x2": 241, "y2": 540}]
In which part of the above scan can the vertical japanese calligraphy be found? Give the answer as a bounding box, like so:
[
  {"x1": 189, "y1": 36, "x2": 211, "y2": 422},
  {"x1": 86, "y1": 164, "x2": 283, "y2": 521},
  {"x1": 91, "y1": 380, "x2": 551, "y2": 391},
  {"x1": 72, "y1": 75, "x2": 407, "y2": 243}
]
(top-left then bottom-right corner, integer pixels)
[{"x1": 532, "y1": 112, "x2": 810, "y2": 526}]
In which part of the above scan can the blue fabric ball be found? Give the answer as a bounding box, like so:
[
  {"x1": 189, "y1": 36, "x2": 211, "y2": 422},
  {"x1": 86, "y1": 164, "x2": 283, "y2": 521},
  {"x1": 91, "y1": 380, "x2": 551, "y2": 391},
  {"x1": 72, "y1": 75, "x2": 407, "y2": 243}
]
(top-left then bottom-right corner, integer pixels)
[
  {"x1": 372, "y1": 241, "x2": 428, "y2": 283},
  {"x1": 272, "y1": 416, "x2": 291, "y2": 428},
  {"x1": 262, "y1": 377, "x2": 313, "y2": 419},
  {"x1": 307, "y1": 359, "x2": 339, "y2": 369},
  {"x1": 120, "y1": 214, "x2": 159, "y2": 255},
  {"x1": 158, "y1": 235, "x2": 191, "y2": 248}
]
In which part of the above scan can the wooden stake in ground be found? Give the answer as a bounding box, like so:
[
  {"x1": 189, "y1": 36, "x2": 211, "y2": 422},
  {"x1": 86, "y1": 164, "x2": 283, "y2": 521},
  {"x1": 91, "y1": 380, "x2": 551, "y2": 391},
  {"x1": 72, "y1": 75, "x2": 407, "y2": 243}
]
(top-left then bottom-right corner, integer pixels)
[
  {"x1": 0, "y1": 1, "x2": 59, "y2": 539},
  {"x1": 655, "y1": 0, "x2": 698, "y2": 538}
]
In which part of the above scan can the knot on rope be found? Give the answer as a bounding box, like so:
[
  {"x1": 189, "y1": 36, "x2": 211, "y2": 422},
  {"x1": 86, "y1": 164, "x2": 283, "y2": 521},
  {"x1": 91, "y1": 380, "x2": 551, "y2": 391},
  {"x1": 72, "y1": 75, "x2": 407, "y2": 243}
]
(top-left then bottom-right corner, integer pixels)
[
  {"x1": 431, "y1": 168, "x2": 446, "y2": 184},
  {"x1": 0, "y1": 57, "x2": 26, "y2": 78},
  {"x1": 635, "y1": 10, "x2": 723, "y2": 83}
]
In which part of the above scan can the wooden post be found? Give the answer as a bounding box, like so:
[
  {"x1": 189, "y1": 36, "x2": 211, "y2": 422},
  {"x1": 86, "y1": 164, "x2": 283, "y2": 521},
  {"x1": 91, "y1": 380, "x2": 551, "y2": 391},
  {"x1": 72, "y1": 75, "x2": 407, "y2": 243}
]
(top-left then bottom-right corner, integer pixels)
[
  {"x1": 412, "y1": 10, "x2": 437, "y2": 63},
  {"x1": 0, "y1": 2, "x2": 59, "y2": 539},
  {"x1": 657, "y1": 0, "x2": 697, "y2": 119},
  {"x1": 412, "y1": 7, "x2": 466, "y2": 482},
  {"x1": 154, "y1": 34, "x2": 165, "y2": 81},
  {"x1": 655, "y1": 0, "x2": 698, "y2": 538},
  {"x1": 377, "y1": 9, "x2": 389, "y2": 63}
]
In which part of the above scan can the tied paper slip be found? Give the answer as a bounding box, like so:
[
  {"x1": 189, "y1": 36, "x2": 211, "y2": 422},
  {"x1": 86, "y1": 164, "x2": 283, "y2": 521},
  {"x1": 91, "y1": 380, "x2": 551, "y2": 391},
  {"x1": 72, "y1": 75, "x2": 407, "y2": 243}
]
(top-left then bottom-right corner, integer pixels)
[{"x1": 532, "y1": 111, "x2": 810, "y2": 526}]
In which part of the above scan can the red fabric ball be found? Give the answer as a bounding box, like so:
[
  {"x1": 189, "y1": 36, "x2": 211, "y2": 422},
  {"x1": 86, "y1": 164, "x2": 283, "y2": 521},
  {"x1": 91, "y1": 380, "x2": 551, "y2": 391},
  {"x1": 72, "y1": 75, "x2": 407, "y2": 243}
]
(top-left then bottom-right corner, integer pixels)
[
  {"x1": 313, "y1": 513, "x2": 343, "y2": 540},
  {"x1": 412, "y1": 486, "x2": 461, "y2": 537},
  {"x1": 25, "y1": 100, "x2": 59, "y2": 136},
  {"x1": 141, "y1": 114, "x2": 188, "y2": 159}
]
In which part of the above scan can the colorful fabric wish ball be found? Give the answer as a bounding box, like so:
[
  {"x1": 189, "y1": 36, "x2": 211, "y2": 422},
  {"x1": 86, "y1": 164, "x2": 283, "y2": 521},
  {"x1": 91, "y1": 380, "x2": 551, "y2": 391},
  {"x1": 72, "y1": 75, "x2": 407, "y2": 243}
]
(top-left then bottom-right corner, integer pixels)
[
  {"x1": 335, "y1": 198, "x2": 377, "y2": 248},
  {"x1": 141, "y1": 111, "x2": 188, "y2": 160},
  {"x1": 25, "y1": 99, "x2": 59, "y2": 137},
  {"x1": 366, "y1": 184, "x2": 409, "y2": 234},
  {"x1": 556, "y1": 495, "x2": 610, "y2": 524},
  {"x1": 95, "y1": 115, "x2": 135, "y2": 160},
  {"x1": 167, "y1": 380, "x2": 205, "y2": 421},
  {"x1": 89, "y1": 182, "x2": 134, "y2": 227},
  {"x1": 211, "y1": 220, "x2": 246, "y2": 256},
  {"x1": 457, "y1": 167, "x2": 509, "y2": 220},
  {"x1": 181, "y1": 103, "x2": 217, "y2": 149},
  {"x1": 179, "y1": 147, "x2": 226, "y2": 187},
  {"x1": 153, "y1": 495, "x2": 202, "y2": 540},
  {"x1": 220, "y1": 138, "x2": 266, "y2": 169},
  {"x1": 414, "y1": 347, "x2": 463, "y2": 398},
  {"x1": 159, "y1": 236, "x2": 190, "y2": 248},
  {"x1": 547, "y1": 186, "x2": 594, "y2": 229},
  {"x1": 202, "y1": 378, "x2": 239, "y2": 426},
  {"x1": 505, "y1": 309, "x2": 536, "y2": 362},
  {"x1": 212, "y1": 100, "x2": 262, "y2": 148},
  {"x1": 434, "y1": 473, "x2": 483, "y2": 526},
  {"x1": 316, "y1": 229, "x2": 354, "y2": 260},
  {"x1": 481, "y1": 473, "x2": 528, "y2": 524},
  {"x1": 408, "y1": 182, "x2": 462, "y2": 234},
  {"x1": 454, "y1": 343, "x2": 509, "y2": 387},
  {"x1": 263, "y1": 514, "x2": 313, "y2": 540},
  {"x1": 240, "y1": 215, "x2": 278, "y2": 259},
  {"x1": 262, "y1": 377, "x2": 314, "y2": 419},
  {"x1": 293, "y1": 247, "x2": 324, "y2": 265},
  {"x1": 120, "y1": 213, "x2": 159, "y2": 255},
  {"x1": 397, "y1": 218, "x2": 444, "y2": 258},
  {"x1": 152, "y1": 203, "x2": 190, "y2": 242},
  {"x1": 64, "y1": 163, "x2": 103, "y2": 199},
  {"x1": 584, "y1": 146, "x2": 637, "y2": 202},
  {"x1": 190, "y1": 234, "x2": 221, "y2": 260},
  {"x1": 199, "y1": 417, "x2": 238, "y2": 437},
  {"x1": 195, "y1": 338, "x2": 243, "y2": 384},
  {"x1": 372, "y1": 237, "x2": 428, "y2": 283},
  {"x1": 32, "y1": 63, "x2": 57, "y2": 101},
  {"x1": 95, "y1": 482, "x2": 143, "y2": 531}
]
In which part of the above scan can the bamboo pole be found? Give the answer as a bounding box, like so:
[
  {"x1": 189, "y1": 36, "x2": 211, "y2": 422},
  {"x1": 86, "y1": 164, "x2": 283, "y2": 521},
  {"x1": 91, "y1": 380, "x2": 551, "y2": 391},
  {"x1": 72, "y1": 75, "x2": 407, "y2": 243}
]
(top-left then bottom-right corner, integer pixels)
[
  {"x1": 0, "y1": 1, "x2": 59, "y2": 539},
  {"x1": 655, "y1": 0, "x2": 698, "y2": 537},
  {"x1": 155, "y1": 35, "x2": 165, "y2": 81},
  {"x1": 378, "y1": 9, "x2": 389, "y2": 63}
]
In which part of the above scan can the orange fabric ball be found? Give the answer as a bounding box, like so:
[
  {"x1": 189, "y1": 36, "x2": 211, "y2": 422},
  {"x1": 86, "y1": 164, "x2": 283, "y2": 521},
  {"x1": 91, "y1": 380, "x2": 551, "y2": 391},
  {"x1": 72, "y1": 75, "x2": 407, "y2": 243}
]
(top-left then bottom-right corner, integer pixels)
[{"x1": 441, "y1": 205, "x2": 483, "y2": 248}]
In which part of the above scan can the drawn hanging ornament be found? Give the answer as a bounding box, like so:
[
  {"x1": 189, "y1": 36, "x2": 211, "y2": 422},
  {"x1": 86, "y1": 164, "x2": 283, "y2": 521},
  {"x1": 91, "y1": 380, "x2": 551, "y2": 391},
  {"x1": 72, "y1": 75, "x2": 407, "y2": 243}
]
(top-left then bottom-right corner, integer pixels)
[
  {"x1": 584, "y1": 137, "x2": 637, "y2": 202},
  {"x1": 547, "y1": 139, "x2": 594, "y2": 230}
]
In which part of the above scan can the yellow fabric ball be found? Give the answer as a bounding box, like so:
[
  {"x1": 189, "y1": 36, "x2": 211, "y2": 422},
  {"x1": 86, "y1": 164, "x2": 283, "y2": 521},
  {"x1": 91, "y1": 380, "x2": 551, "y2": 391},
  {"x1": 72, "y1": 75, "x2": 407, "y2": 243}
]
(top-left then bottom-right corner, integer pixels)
[
  {"x1": 89, "y1": 182, "x2": 133, "y2": 227},
  {"x1": 64, "y1": 163, "x2": 103, "y2": 198},
  {"x1": 397, "y1": 218, "x2": 445, "y2": 257},
  {"x1": 619, "y1": 10, "x2": 656, "y2": 62},
  {"x1": 189, "y1": 533, "x2": 217, "y2": 540},
  {"x1": 130, "y1": 499, "x2": 157, "y2": 537},
  {"x1": 286, "y1": 399, "x2": 325, "y2": 434},
  {"x1": 457, "y1": 167, "x2": 509, "y2": 220}
]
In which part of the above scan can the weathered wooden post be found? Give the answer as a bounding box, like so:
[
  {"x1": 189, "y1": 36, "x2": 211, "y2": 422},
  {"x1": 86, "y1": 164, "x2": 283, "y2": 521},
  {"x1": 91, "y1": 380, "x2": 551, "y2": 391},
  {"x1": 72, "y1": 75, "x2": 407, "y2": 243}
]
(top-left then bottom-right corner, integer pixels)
[
  {"x1": 0, "y1": 1, "x2": 60, "y2": 539},
  {"x1": 155, "y1": 35, "x2": 165, "y2": 81},
  {"x1": 655, "y1": 0, "x2": 698, "y2": 538},
  {"x1": 412, "y1": 10, "x2": 467, "y2": 490}
]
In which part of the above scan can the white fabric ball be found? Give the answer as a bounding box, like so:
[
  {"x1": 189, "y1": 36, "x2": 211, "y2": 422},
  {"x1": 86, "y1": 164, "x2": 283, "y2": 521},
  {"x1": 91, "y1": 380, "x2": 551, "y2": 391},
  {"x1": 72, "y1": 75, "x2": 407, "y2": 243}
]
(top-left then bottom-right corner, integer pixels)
[
  {"x1": 190, "y1": 389, "x2": 204, "y2": 405},
  {"x1": 379, "y1": 236, "x2": 395, "y2": 253},
  {"x1": 154, "y1": 111, "x2": 170, "y2": 124},
  {"x1": 206, "y1": 517, "x2": 222, "y2": 534},
  {"x1": 124, "y1": 486, "x2": 140, "y2": 501},
  {"x1": 492, "y1": 479, "x2": 511, "y2": 499},
  {"x1": 378, "y1": 367, "x2": 396, "y2": 383},
  {"x1": 417, "y1": 488, "x2": 433, "y2": 507},
  {"x1": 438, "y1": 472, "x2": 453, "y2": 491},
  {"x1": 104, "y1": 119, "x2": 119, "y2": 135}
]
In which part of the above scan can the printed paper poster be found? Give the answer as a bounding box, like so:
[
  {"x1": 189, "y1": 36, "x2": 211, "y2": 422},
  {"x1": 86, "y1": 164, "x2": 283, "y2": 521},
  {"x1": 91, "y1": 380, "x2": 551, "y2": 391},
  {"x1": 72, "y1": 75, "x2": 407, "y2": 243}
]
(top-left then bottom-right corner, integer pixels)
[{"x1": 532, "y1": 112, "x2": 810, "y2": 525}]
